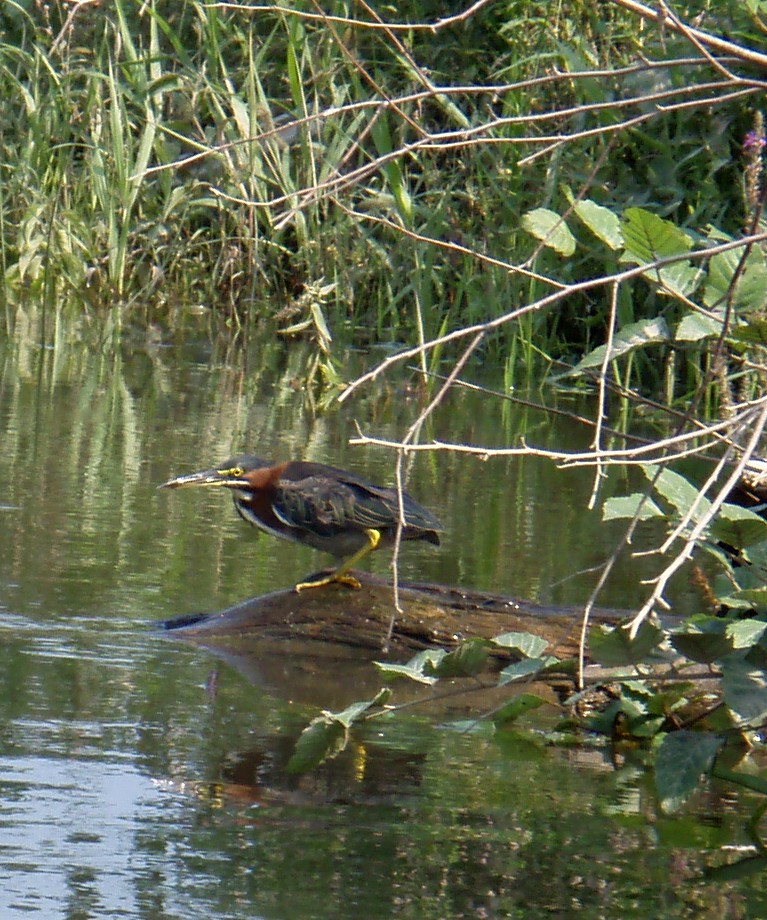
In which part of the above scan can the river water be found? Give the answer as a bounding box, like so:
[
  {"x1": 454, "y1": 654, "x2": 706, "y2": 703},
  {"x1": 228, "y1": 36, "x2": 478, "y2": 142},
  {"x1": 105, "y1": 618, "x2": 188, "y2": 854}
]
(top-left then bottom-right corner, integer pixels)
[{"x1": 0, "y1": 313, "x2": 765, "y2": 918}]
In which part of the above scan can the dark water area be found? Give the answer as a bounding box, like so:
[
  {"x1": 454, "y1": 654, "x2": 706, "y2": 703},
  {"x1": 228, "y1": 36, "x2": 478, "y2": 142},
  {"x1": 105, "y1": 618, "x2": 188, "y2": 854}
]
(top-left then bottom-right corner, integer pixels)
[{"x1": 1, "y1": 314, "x2": 766, "y2": 918}]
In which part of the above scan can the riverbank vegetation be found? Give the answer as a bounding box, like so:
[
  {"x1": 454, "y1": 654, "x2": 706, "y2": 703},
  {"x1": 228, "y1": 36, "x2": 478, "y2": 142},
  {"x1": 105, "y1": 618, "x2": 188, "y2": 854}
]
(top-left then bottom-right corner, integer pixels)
[
  {"x1": 5, "y1": 0, "x2": 767, "y2": 820},
  {"x1": 3, "y1": 1, "x2": 762, "y2": 374}
]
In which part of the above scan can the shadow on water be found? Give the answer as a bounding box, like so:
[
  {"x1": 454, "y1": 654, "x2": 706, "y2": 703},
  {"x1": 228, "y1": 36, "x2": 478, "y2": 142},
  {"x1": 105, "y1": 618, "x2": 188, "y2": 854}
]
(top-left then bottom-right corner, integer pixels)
[{"x1": 2, "y1": 315, "x2": 767, "y2": 917}]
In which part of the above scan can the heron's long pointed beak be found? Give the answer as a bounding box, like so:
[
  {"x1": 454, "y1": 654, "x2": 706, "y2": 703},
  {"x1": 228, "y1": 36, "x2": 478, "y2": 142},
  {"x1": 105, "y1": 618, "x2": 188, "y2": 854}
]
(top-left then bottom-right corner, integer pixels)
[{"x1": 160, "y1": 469, "x2": 247, "y2": 490}]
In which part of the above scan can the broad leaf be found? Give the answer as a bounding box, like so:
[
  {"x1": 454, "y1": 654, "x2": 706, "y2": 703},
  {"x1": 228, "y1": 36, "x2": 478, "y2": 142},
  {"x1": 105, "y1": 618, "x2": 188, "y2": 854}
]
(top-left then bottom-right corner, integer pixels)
[
  {"x1": 602, "y1": 493, "x2": 664, "y2": 521},
  {"x1": 287, "y1": 715, "x2": 348, "y2": 773},
  {"x1": 703, "y1": 234, "x2": 767, "y2": 312},
  {"x1": 655, "y1": 731, "x2": 723, "y2": 812},
  {"x1": 675, "y1": 312, "x2": 723, "y2": 342},
  {"x1": 722, "y1": 652, "x2": 767, "y2": 723},
  {"x1": 729, "y1": 587, "x2": 767, "y2": 615},
  {"x1": 375, "y1": 649, "x2": 445, "y2": 685},
  {"x1": 574, "y1": 317, "x2": 670, "y2": 371},
  {"x1": 492, "y1": 631, "x2": 549, "y2": 658},
  {"x1": 498, "y1": 656, "x2": 560, "y2": 686},
  {"x1": 643, "y1": 466, "x2": 711, "y2": 523},
  {"x1": 726, "y1": 619, "x2": 767, "y2": 649},
  {"x1": 622, "y1": 207, "x2": 692, "y2": 263},
  {"x1": 710, "y1": 503, "x2": 767, "y2": 549},
  {"x1": 574, "y1": 199, "x2": 622, "y2": 250},
  {"x1": 334, "y1": 689, "x2": 392, "y2": 727},
  {"x1": 429, "y1": 639, "x2": 490, "y2": 678},
  {"x1": 286, "y1": 689, "x2": 392, "y2": 772},
  {"x1": 492, "y1": 693, "x2": 547, "y2": 727},
  {"x1": 621, "y1": 208, "x2": 697, "y2": 296},
  {"x1": 373, "y1": 663, "x2": 438, "y2": 685},
  {"x1": 589, "y1": 620, "x2": 664, "y2": 667},
  {"x1": 521, "y1": 208, "x2": 576, "y2": 256},
  {"x1": 670, "y1": 616, "x2": 733, "y2": 663}
]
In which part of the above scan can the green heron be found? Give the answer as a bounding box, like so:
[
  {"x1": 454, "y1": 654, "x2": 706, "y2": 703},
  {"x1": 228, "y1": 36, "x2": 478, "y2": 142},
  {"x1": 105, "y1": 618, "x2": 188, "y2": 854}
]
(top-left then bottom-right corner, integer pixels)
[{"x1": 161, "y1": 455, "x2": 443, "y2": 591}]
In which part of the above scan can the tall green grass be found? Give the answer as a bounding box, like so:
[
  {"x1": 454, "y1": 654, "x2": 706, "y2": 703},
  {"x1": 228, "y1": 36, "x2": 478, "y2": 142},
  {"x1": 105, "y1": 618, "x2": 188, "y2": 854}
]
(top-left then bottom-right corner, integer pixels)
[{"x1": 0, "y1": 0, "x2": 759, "y2": 390}]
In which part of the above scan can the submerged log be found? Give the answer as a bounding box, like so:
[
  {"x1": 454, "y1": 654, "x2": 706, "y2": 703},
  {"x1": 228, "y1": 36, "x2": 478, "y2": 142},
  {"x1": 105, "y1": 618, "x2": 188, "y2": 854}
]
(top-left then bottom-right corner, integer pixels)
[{"x1": 158, "y1": 569, "x2": 628, "y2": 659}]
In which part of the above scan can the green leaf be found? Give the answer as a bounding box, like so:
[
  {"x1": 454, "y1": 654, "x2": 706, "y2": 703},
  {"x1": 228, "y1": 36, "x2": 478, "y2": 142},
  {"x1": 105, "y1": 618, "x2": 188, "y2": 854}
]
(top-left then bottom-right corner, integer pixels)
[
  {"x1": 333, "y1": 689, "x2": 392, "y2": 727},
  {"x1": 602, "y1": 493, "x2": 664, "y2": 521},
  {"x1": 375, "y1": 649, "x2": 445, "y2": 684},
  {"x1": 498, "y1": 656, "x2": 560, "y2": 686},
  {"x1": 655, "y1": 731, "x2": 724, "y2": 812},
  {"x1": 675, "y1": 312, "x2": 723, "y2": 342},
  {"x1": 710, "y1": 503, "x2": 767, "y2": 549},
  {"x1": 491, "y1": 631, "x2": 549, "y2": 658},
  {"x1": 730, "y1": 318, "x2": 767, "y2": 346},
  {"x1": 622, "y1": 207, "x2": 692, "y2": 263},
  {"x1": 722, "y1": 652, "x2": 767, "y2": 724},
  {"x1": 521, "y1": 208, "x2": 576, "y2": 256},
  {"x1": 643, "y1": 466, "x2": 711, "y2": 523},
  {"x1": 726, "y1": 619, "x2": 767, "y2": 649},
  {"x1": 492, "y1": 693, "x2": 547, "y2": 727},
  {"x1": 574, "y1": 317, "x2": 670, "y2": 371},
  {"x1": 728, "y1": 587, "x2": 767, "y2": 614},
  {"x1": 574, "y1": 199, "x2": 623, "y2": 250},
  {"x1": 703, "y1": 237, "x2": 767, "y2": 312},
  {"x1": 286, "y1": 689, "x2": 391, "y2": 773},
  {"x1": 429, "y1": 639, "x2": 490, "y2": 678},
  {"x1": 621, "y1": 208, "x2": 698, "y2": 296},
  {"x1": 287, "y1": 714, "x2": 348, "y2": 773},
  {"x1": 670, "y1": 617, "x2": 734, "y2": 663},
  {"x1": 374, "y1": 662, "x2": 439, "y2": 685},
  {"x1": 589, "y1": 620, "x2": 664, "y2": 667}
]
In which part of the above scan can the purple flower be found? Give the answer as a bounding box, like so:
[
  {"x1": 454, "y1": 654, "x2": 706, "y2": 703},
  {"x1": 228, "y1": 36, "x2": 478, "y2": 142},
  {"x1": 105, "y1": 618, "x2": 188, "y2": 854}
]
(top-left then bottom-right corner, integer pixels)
[{"x1": 744, "y1": 130, "x2": 766, "y2": 151}]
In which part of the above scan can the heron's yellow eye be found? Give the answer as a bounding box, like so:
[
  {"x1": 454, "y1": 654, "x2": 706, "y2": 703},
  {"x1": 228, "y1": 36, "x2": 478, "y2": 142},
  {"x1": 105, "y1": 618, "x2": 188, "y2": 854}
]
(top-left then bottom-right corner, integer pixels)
[{"x1": 220, "y1": 466, "x2": 244, "y2": 477}]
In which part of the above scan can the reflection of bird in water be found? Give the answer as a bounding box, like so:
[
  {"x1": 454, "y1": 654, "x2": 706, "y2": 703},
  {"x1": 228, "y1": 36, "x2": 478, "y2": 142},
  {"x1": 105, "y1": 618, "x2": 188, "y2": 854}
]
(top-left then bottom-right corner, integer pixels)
[{"x1": 161, "y1": 455, "x2": 443, "y2": 591}]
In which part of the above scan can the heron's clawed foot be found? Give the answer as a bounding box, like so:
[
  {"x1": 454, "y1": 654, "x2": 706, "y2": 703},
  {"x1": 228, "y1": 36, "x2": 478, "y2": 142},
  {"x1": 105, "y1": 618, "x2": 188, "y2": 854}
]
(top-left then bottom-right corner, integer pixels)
[{"x1": 294, "y1": 572, "x2": 362, "y2": 592}]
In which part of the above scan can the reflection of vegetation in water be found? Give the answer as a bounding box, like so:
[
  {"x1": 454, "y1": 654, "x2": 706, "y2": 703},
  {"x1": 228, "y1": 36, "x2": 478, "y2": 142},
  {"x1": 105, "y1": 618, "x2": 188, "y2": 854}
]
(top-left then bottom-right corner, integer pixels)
[{"x1": 4, "y1": 319, "x2": 767, "y2": 912}]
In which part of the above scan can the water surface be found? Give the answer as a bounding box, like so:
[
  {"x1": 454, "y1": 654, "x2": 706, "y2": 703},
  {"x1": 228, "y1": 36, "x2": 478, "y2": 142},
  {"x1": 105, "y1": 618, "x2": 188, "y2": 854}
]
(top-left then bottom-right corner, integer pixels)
[{"x1": 1, "y1": 316, "x2": 765, "y2": 918}]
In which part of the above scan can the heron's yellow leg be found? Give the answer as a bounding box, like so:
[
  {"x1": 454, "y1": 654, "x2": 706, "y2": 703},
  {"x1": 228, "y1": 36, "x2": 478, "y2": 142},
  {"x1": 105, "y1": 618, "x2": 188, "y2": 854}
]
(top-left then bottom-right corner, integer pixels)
[{"x1": 295, "y1": 529, "x2": 381, "y2": 592}]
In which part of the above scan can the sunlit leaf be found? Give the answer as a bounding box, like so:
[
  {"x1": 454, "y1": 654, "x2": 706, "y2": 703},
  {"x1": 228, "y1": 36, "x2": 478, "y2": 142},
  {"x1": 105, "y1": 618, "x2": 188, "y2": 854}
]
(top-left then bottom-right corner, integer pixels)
[
  {"x1": 675, "y1": 312, "x2": 723, "y2": 342},
  {"x1": 602, "y1": 493, "x2": 664, "y2": 521},
  {"x1": 643, "y1": 466, "x2": 711, "y2": 523},
  {"x1": 574, "y1": 199, "x2": 622, "y2": 250},
  {"x1": 703, "y1": 236, "x2": 767, "y2": 311},
  {"x1": 655, "y1": 731, "x2": 723, "y2": 812},
  {"x1": 497, "y1": 656, "x2": 560, "y2": 685},
  {"x1": 521, "y1": 207, "x2": 576, "y2": 256},
  {"x1": 375, "y1": 649, "x2": 446, "y2": 684},
  {"x1": 728, "y1": 587, "x2": 767, "y2": 614},
  {"x1": 722, "y1": 652, "x2": 767, "y2": 723},
  {"x1": 589, "y1": 620, "x2": 664, "y2": 666},
  {"x1": 574, "y1": 317, "x2": 670, "y2": 371},
  {"x1": 710, "y1": 503, "x2": 767, "y2": 549},
  {"x1": 726, "y1": 619, "x2": 767, "y2": 649},
  {"x1": 621, "y1": 208, "x2": 698, "y2": 296},
  {"x1": 492, "y1": 631, "x2": 549, "y2": 658},
  {"x1": 621, "y1": 207, "x2": 692, "y2": 262},
  {"x1": 374, "y1": 661, "x2": 439, "y2": 685}
]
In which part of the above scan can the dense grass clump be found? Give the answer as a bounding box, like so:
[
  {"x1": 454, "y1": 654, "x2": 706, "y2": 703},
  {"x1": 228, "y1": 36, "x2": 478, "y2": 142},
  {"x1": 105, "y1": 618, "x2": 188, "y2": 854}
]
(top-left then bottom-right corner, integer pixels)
[{"x1": 0, "y1": 0, "x2": 763, "y2": 382}]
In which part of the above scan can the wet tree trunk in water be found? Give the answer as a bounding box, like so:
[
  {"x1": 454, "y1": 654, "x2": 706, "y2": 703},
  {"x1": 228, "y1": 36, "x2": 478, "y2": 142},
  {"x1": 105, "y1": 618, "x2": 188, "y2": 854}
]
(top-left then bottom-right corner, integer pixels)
[{"x1": 158, "y1": 571, "x2": 628, "y2": 659}]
